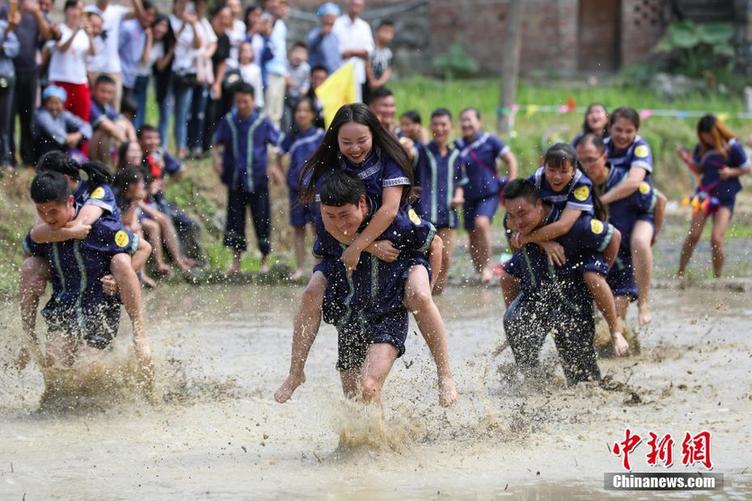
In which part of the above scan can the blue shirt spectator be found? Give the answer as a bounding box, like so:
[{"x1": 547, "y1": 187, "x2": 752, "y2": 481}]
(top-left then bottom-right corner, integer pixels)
[
  {"x1": 0, "y1": 19, "x2": 20, "y2": 83},
  {"x1": 265, "y1": 14, "x2": 288, "y2": 77},
  {"x1": 118, "y1": 18, "x2": 148, "y2": 89},
  {"x1": 34, "y1": 108, "x2": 93, "y2": 145},
  {"x1": 307, "y1": 3, "x2": 341, "y2": 74}
]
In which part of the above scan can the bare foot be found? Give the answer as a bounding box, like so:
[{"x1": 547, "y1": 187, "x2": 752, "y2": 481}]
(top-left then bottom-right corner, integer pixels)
[
  {"x1": 290, "y1": 268, "x2": 304, "y2": 281},
  {"x1": 274, "y1": 373, "x2": 305, "y2": 403},
  {"x1": 638, "y1": 302, "x2": 652, "y2": 326},
  {"x1": 226, "y1": 259, "x2": 241, "y2": 276},
  {"x1": 141, "y1": 274, "x2": 157, "y2": 289},
  {"x1": 259, "y1": 257, "x2": 270, "y2": 274},
  {"x1": 155, "y1": 263, "x2": 172, "y2": 277},
  {"x1": 438, "y1": 375, "x2": 458, "y2": 407},
  {"x1": 480, "y1": 267, "x2": 494, "y2": 285}
]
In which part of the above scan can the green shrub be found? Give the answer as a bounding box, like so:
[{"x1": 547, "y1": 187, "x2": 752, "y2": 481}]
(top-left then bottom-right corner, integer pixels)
[
  {"x1": 655, "y1": 21, "x2": 734, "y2": 77},
  {"x1": 432, "y1": 43, "x2": 480, "y2": 80}
]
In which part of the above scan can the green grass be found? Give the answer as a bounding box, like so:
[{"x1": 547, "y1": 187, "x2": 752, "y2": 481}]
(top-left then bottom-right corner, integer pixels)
[
  {"x1": 142, "y1": 77, "x2": 752, "y2": 199},
  {"x1": 0, "y1": 77, "x2": 747, "y2": 295},
  {"x1": 389, "y1": 77, "x2": 752, "y2": 198},
  {"x1": 0, "y1": 172, "x2": 38, "y2": 298}
]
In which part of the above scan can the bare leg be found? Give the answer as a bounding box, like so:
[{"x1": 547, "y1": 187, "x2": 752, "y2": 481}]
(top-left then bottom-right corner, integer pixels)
[
  {"x1": 631, "y1": 220, "x2": 655, "y2": 326},
  {"x1": 18, "y1": 257, "x2": 49, "y2": 368},
  {"x1": 227, "y1": 251, "x2": 242, "y2": 275},
  {"x1": 19, "y1": 257, "x2": 48, "y2": 339},
  {"x1": 260, "y1": 254, "x2": 270, "y2": 273},
  {"x1": 110, "y1": 253, "x2": 153, "y2": 388},
  {"x1": 678, "y1": 211, "x2": 707, "y2": 278},
  {"x1": 110, "y1": 254, "x2": 146, "y2": 342},
  {"x1": 339, "y1": 368, "x2": 360, "y2": 399},
  {"x1": 274, "y1": 271, "x2": 327, "y2": 403},
  {"x1": 499, "y1": 269, "x2": 520, "y2": 307},
  {"x1": 142, "y1": 219, "x2": 170, "y2": 275},
  {"x1": 156, "y1": 214, "x2": 193, "y2": 272},
  {"x1": 471, "y1": 216, "x2": 494, "y2": 283},
  {"x1": 584, "y1": 271, "x2": 620, "y2": 338},
  {"x1": 403, "y1": 265, "x2": 458, "y2": 407},
  {"x1": 291, "y1": 226, "x2": 306, "y2": 280},
  {"x1": 710, "y1": 208, "x2": 732, "y2": 278},
  {"x1": 615, "y1": 295, "x2": 631, "y2": 321},
  {"x1": 433, "y1": 228, "x2": 455, "y2": 295},
  {"x1": 359, "y1": 344, "x2": 399, "y2": 406}
]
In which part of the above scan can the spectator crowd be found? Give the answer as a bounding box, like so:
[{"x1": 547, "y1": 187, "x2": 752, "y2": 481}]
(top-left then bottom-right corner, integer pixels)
[{"x1": 4, "y1": 0, "x2": 400, "y2": 285}]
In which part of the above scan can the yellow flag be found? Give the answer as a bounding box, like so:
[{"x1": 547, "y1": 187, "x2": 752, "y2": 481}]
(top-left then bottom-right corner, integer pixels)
[
  {"x1": 718, "y1": 112, "x2": 729, "y2": 122},
  {"x1": 315, "y1": 62, "x2": 357, "y2": 128},
  {"x1": 525, "y1": 104, "x2": 539, "y2": 118}
]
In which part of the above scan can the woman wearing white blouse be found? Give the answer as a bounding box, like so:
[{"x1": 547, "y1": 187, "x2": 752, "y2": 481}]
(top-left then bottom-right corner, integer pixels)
[
  {"x1": 169, "y1": 0, "x2": 202, "y2": 159},
  {"x1": 49, "y1": 0, "x2": 96, "y2": 121}
]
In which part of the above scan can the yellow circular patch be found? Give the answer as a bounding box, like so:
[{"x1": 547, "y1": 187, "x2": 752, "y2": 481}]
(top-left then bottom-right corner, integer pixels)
[
  {"x1": 634, "y1": 144, "x2": 649, "y2": 158},
  {"x1": 591, "y1": 219, "x2": 604, "y2": 235},
  {"x1": 639, "y1": 181, "x2": 651, "y2": 195},
  {"x1": 90, "y1": 187, "x2": 105, "y2": 200},
  {"x1": 115, "y1": 230, "x2": 130, "y2": 248},
  {"x1": 408, "y1": 208, "x2": 422, "y2": 226},
  {"x1": 574, "y1": 185, "x2": 590, "y2": 202}
]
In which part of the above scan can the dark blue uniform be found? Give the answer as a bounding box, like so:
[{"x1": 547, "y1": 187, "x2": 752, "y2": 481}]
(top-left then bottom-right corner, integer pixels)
[
  {"x1": 277, "y1": 127, "x2": 324, "y2": 227},
  {"x1": 23, "y1": 212, "x2": 139, "y2": 349},
  {"x1": 456, "y1": 132, "x2": 510, "y2": 230},
  {"x1": 313, "y1": 203, "x2": 435, "y2": 370},
  {"x1": 503, "y1": 211, "x2": 615, "y2": 384},
  {"x1": 314, "y1": 147, "x2": 411, "y2": 210},
  {"x1": 605, "y1": 135, "x2": 654, "y2": 180},
  {"x1": 74, "y1": 180, "x2": 120, "y2": 221},
  {"x1": 214, "y1": 110, "x2": 281, "y2": 254},
  {"x1": 598, "y1": 165, "x2": 657, "y2": 300},
  {"x1": 413, "y1": 141, "x2": 468, "y2": 229},
  {"x1": 692, "y1": 138, "x2": 748, "y2": 213},
  {"x1": 528, "y1": 166, "x2": 595, "y2": 215}
]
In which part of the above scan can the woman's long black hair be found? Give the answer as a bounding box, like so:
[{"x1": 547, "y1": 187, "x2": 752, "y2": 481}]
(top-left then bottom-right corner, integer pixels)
[
  {"x1": 544, "y1": 142, "x2": 608, "y2": 221},
  {"x1": 153, "y1": 14, "x2": 175, "y2": 54},
  {"x1": 36, "y1": 151, "x2": 113, "y2": 187},
  {"x1": 299, "y1": 103, "x2": 413, "y2": 204},
  {"x1": 581, "y1": 103, "x2": 608, "y2": 135}
]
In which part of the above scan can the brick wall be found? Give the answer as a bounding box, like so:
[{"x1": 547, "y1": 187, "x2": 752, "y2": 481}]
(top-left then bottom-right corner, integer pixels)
[
  {"x1": 429, "y1": 0, "x2": 580, "y2": 76},
  {"x1": 284, "y1": 0, "x2": 669, "y2": 76},
  {"x1": 620, "y1": 0, "x2": 670, "y2": 67}
]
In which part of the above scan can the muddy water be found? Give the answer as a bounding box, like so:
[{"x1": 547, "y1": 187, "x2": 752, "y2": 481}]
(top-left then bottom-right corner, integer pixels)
[{"x1": 1, "y1": 281, "x2": 751, "y2": 499}]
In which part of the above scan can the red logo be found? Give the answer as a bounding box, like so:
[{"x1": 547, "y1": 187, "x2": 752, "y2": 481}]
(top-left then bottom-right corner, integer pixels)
[
  {"x1": 681, "y1": 431, "x2": 713, "y2": 469},
  {"x1": 612, "y1": 429, "x2": 712, "y2": 471}
]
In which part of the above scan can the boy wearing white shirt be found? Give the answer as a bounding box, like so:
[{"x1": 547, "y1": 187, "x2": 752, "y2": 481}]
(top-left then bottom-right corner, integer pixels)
[{"x1": 332, "y1": 0, "x2": 373, "y2": 102}]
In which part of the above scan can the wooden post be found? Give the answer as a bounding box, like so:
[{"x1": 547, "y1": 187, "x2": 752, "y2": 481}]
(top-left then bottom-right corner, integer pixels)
[{"x1": 498, "y1": 0, "x2": 525, "y2": 134}]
